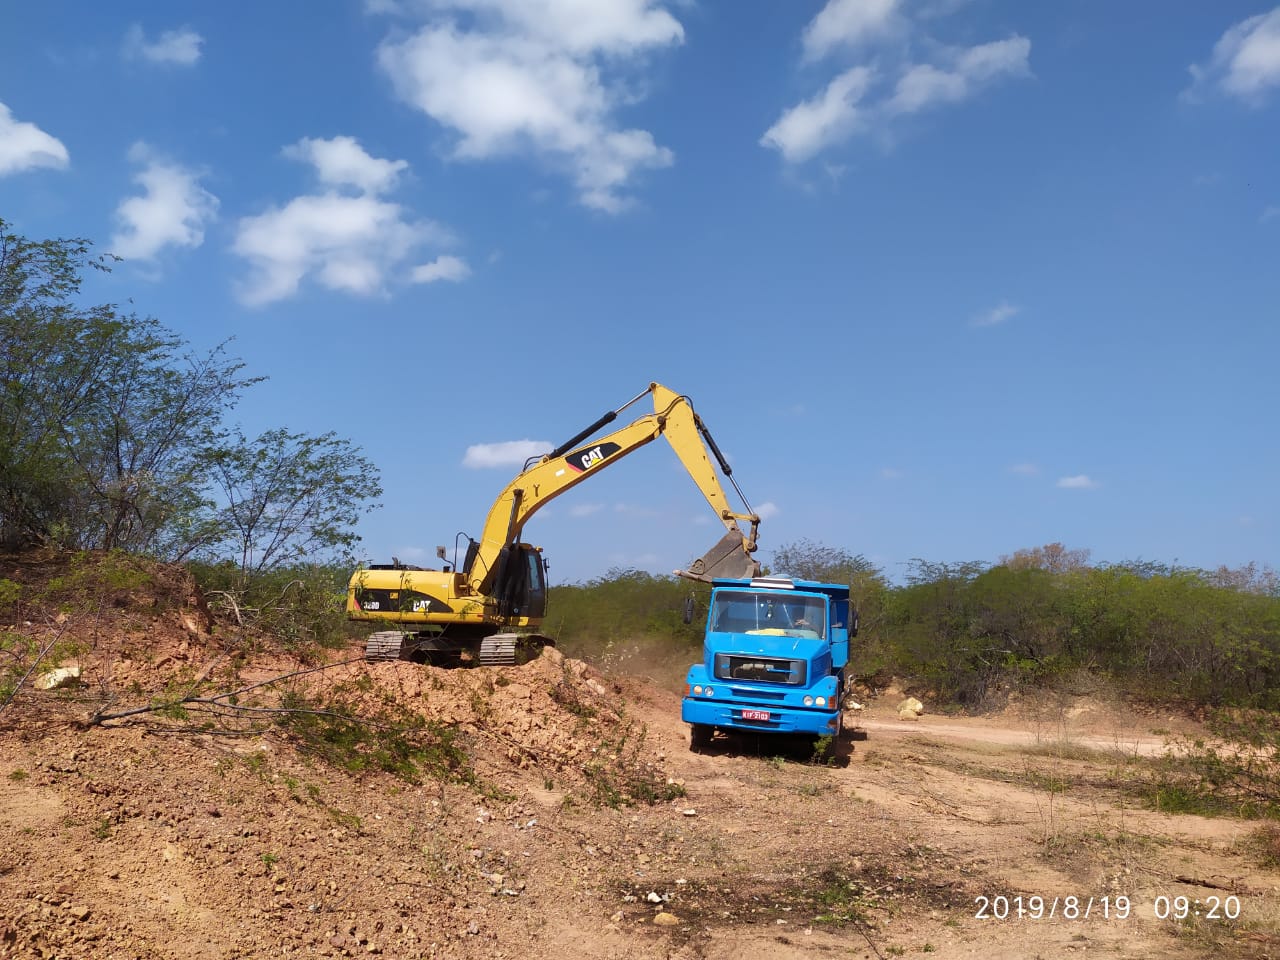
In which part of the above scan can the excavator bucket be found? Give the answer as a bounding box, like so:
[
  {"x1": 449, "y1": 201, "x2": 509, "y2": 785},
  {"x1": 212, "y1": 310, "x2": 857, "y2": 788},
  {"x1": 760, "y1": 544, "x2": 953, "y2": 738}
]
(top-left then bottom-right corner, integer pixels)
[{"x1": 676, "y1": 530, "x2": 761, "y2": 583}]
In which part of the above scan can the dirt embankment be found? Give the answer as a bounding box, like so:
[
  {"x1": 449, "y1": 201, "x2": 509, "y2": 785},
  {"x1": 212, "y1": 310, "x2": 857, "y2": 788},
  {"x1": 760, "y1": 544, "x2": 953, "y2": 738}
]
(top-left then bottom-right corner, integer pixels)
[{"x1": 1, "y1": 555, "x2": 1277, "y2": 960}]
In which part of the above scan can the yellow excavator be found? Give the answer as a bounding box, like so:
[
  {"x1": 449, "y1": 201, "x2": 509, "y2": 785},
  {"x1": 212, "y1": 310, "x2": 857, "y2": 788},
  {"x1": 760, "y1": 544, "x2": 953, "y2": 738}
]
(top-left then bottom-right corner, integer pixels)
[{"x1": 347, "y1": 382, "x2": 761, "y2": 665}]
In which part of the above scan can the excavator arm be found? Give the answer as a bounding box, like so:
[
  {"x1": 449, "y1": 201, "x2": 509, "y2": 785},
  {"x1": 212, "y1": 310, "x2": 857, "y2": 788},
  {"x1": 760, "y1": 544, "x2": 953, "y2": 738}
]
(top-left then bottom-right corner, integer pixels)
[{"x1": 467, "y1": 382, "x2": 760, "y2": 596}]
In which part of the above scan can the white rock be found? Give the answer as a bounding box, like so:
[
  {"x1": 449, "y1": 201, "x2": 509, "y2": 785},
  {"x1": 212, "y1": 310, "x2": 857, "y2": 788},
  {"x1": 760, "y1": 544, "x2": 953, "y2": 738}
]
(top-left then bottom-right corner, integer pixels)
[{"x1": 35, "y1": 666, "x2": 82, "y2": 690}]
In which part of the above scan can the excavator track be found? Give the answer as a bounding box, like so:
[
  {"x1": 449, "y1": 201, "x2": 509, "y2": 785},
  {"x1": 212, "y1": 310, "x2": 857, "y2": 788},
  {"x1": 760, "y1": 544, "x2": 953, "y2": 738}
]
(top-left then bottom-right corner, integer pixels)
[
  {"x1": 478, "y1": 634, "x2": 519, "y2": 666},
  {"x1": 364, "y1": 631, "x2": 407, "y2": 661}
]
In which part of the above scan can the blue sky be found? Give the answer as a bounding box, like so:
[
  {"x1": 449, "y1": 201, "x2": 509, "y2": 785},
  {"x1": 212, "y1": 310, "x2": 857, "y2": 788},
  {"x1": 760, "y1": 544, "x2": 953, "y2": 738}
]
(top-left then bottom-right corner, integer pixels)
[{"x1": 2, "y1": 1, "x2": 1277, "y2": 584}]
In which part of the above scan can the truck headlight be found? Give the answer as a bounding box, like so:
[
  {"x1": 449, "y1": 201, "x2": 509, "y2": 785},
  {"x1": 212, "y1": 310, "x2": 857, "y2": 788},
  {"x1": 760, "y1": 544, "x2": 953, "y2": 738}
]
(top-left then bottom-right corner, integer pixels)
[
  {"x1": 815, "y1": 696, "x2": 826, "y2": 707},
  {"x1": 693, "y1": 685, "x2": 704, "y2": 695},
  {"x1": 803, "y1": 695, "x2": 814, "y2": 706},
  {"x1": 705, "y1": 687, "x2": 715, "y2": 697}
]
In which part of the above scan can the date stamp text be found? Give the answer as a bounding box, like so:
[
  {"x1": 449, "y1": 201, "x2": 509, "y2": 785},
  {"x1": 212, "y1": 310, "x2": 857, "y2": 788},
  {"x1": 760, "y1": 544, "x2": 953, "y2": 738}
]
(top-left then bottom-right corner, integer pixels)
[{"x1": 974, "y1": 894, "x2": 1242, "y2": 922}]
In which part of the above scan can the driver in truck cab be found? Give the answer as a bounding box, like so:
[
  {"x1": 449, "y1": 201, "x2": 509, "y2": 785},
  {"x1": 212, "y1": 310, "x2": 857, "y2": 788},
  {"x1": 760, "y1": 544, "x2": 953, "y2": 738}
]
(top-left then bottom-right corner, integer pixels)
[{"x1": 783, "y1": 599, "x2": 823, "y2": 636}]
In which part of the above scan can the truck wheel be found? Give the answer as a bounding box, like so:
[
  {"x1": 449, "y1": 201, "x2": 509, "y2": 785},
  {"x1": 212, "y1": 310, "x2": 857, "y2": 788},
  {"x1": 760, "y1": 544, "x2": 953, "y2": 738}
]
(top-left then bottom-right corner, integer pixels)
[{"x1": 689, "y1": 724, "x2": 713, "y2": 752}]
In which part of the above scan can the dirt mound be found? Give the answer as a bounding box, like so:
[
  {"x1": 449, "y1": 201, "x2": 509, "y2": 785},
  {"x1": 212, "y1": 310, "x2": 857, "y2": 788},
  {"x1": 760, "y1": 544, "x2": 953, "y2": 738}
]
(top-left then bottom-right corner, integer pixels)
[{"x1": 1, "y1": 550, "x2": 693, "y2": 958}]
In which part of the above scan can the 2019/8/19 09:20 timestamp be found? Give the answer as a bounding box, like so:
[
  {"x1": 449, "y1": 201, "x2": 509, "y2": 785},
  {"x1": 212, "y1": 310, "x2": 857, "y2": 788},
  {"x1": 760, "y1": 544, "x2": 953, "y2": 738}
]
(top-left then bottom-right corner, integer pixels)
[{"x1": 974, "y1": 894, "x2": 1243, "y2": 921}]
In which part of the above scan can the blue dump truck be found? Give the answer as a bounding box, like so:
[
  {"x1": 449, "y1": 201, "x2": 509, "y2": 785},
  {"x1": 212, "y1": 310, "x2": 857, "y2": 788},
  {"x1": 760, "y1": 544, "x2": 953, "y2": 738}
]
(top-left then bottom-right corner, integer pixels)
[{"x1": 682, "y1": 576, "x2": 857, "y2": 750}]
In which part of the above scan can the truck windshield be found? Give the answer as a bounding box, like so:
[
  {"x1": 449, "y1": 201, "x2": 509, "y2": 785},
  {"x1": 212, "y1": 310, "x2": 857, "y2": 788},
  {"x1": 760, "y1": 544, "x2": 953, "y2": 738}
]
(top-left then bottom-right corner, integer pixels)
[{"x1": 709, "y1": 591, "x2": 825, "y2": 639}]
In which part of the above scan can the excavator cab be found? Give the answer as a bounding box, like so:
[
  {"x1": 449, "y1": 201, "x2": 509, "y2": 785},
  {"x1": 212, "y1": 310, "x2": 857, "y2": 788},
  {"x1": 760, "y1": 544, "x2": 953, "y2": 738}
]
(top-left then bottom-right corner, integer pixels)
[{"x1": 489, "y1": 543, "x2": 548, "y2": 621}]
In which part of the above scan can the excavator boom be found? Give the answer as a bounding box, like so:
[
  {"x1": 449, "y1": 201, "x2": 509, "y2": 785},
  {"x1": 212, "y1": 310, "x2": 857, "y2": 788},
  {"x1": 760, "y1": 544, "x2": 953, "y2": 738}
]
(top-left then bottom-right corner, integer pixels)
[{"x1": 467, "y1": 382, "x2": 759, "y2": 594}]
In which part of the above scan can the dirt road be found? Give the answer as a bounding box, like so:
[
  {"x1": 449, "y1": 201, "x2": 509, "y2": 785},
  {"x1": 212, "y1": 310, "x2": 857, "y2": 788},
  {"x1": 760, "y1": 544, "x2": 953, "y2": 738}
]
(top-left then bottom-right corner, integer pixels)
[{"x1": 617, "y1": 680, "x2": 1277, "y2": 960}]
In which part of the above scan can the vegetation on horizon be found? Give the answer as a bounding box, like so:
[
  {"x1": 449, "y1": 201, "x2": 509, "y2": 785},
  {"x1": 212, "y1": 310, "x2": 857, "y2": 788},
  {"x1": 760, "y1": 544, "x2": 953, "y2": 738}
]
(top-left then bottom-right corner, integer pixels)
[{"x1": 552, "y1": 539, "x2": 1280, "y2": 713}]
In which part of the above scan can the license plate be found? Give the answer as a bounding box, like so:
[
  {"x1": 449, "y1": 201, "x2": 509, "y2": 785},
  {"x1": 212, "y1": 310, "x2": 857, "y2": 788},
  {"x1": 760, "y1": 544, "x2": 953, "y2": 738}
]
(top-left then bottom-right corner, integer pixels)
[{"x1": 741, "y1": 709, "x2": 770, "y2": 721}]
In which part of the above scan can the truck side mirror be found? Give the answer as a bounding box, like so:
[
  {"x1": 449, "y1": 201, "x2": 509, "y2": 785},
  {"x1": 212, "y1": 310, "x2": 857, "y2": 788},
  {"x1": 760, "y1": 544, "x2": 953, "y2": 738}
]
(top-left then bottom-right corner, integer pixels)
[
  {"x1": 850, "y1": 608, "x2": 860, "y2": 638},
  {"x1": 682, "y1": 594, "x2": 695, "y2": 625}
]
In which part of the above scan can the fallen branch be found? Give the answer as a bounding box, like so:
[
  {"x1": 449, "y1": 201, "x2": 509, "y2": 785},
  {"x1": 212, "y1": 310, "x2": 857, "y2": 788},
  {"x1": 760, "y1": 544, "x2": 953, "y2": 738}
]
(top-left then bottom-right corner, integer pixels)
[
  {"x1": 86, "y1": 655, "x2": 367, "y2": 726},
  {"x1": 854, "y1": 920, "x2": 885, "y2": 960},
  {"x1": 1172, "y1": 874, "x2": 1247, "y2": 893},
  {"x1": 1143, "y1": 866, "x2": 1255, "y2": 894}
]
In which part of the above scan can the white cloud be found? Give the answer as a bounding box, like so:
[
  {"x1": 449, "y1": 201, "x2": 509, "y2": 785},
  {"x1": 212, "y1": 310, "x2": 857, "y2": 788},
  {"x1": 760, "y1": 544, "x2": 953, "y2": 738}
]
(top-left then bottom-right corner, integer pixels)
[
  {"x1": 1262, "y1": 205, "x2": 1280, "y2": 223},
  {"x1": 462, "y1": 439, "x2": 552, "y2": 468},
  {"x1": 764, "y1": 3, "x2": 1032, "y2": 165},
  {"x1": 283, "y1": 136, "x2": 408, "y2": 194},
  {"x1": 755, "y1": 501, "x2": 780, "y2": 520},
  {"x1": 1188, "y1": 8, "x2": 1280, "y2": 104},
  {"x1": 972, "y1": 301, "x2": 1019, "y2": 327},
  {"x1": 803, "y1": 0, "x2": 903, "y2": 61},
  {"x1": 438, "y1": 0, "x2": 684, "y2": 54},
  {"x1": 412, "y1": 254, "x2": 471, "y2": 283},
  {"x1": 1057, "y1": 474, "x2": 1099, "y2": 490},
  {"x1": 569, "y1": 503, "x2": 604, "y2": 518},
  {"x1": 0, "y1": 102, "x2": 69, "y2": 176},
  {"x1": 879, "y1": 467, "x2": 903, "y2": 480},
  {"x1": 887, "y1": 37, "x2": 1031, "y2": 115},
  {"x1": 761, "y1": 67, "x2": 874, "y2": 163},
  {"x1": 376, "y1": 1, "x2": 682, "y2": 211},
  {"x1": 1010, "y1": 462, "x2": 1039, "y2": 476},
  {"x1": 123, "y1": 24, "x2": 204, "y2": 66},
  {"x1": 234, "y1": 193, "x2": 427, "y2": 304},
  {"x1": 109, "y1": 144, "x2": 217, "y2": 261},
  {"x1": 232, "y1": 136, "x2": 450, "y2": 305}
]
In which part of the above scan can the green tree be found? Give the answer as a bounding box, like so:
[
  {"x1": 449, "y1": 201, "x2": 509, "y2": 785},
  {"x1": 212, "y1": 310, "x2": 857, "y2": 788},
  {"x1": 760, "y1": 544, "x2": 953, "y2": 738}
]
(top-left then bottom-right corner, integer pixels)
[
  {"x1": 202, "y1": 428, "x2": 382, "y2": 582},
  {"x1": 64, "y1": 327, "x2": 259, "y2": 556},
  {"x1": 1, "y1": 221, "x2": 109, "y2": 546},
  {"x1": 770, "y1": 538, "x2": 878, "y2": 583},
  {"x1": 999, "y1": 542, "x2": 1091, "y2": 573},
  {"x1": 0, "y1": 218, "x2": 258, "y2": 553},
  {"x1": 1, "y1": 217, "x2": 382, "y2": 583}
]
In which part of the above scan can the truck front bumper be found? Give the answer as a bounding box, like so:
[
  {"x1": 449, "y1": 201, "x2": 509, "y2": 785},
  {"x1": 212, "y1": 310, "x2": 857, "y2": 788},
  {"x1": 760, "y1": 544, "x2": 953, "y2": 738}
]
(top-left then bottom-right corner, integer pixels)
[{"x1": 681, "y1": 697, "x2": 841, "y2": 737}]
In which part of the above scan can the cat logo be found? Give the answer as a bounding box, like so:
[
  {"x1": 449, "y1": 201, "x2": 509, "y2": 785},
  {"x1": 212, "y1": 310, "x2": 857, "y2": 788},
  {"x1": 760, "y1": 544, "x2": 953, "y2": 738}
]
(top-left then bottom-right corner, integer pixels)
[{"x1": 564, "y1": 441, "x2": 622, "y2": 474}]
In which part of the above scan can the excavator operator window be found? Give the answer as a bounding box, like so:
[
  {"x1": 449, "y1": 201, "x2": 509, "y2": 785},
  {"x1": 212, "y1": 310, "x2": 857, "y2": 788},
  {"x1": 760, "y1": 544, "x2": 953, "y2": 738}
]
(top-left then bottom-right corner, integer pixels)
[
  {"x1": 495, "y1": 544, "x2": 548, "y2": 620},
  {"x1": 524, "y1": 549, "x2": 547, "y2": 619}
]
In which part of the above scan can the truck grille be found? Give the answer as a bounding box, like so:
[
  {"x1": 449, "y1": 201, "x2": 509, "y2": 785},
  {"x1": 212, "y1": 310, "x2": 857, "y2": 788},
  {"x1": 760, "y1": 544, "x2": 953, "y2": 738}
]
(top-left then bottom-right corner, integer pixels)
[
  {"x1": 730, "y1": 687, "x2": 786, "y2": 701},
  {"x1": 713, "y1": 654, "x2": 807, "y2": 686}
]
